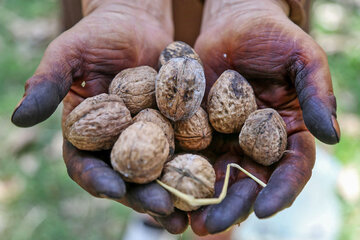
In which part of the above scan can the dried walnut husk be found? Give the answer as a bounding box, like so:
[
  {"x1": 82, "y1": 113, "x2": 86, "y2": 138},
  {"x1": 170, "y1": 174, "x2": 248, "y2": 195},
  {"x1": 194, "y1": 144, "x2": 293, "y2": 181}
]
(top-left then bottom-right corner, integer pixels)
[
  {"x1": 156, "y1": 57, "x2": 205, "y2": 121},
  {"x1": 158, "y1": 41, "x2": 202, "y2": 69},
  {"x1": 64, "y1": 93, "x2": 132, "y2": 151},
  {"x1": 160, "y1": 154, "x2": 215, "y2": 211},
  {"x1": 174, "y1": 107, "x2": 212, "y2": 151},
  {"x1": 109, "y1": 66, "x2": 157, "y2": 115},
  {"x1": 133, "y1": 108, "x2": 175, "y2": 157},
  {"x1": 239, "y1": 108, "x2": 287, "y2": 166},
  {"x1": 208, "y1": 70, "x2": 257, "y2": 133},
  {"x1": 111, "y1": 121, "x2": 169, "y2": 184}
]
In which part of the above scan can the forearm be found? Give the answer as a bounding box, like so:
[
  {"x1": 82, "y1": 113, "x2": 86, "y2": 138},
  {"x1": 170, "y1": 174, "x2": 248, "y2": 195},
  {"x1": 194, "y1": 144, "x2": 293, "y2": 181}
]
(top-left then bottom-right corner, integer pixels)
[
  {"x1": 81, "y1": 0, "x2": 173, "y2": 33},
  {"x1": 285, "y1": 0, "x2": 311, "y2": 29}
]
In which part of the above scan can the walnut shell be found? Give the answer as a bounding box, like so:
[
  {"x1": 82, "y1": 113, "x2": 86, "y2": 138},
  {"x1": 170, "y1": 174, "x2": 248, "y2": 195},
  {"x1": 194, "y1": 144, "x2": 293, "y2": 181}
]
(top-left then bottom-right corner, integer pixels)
[
  {"x1": 109, "y1": 66, "x2": 157, "y2": 115},
  {"x1": 174, "y1": 107, "x2": 212, "y2": 151},
  {"x1": 133, "y1": 108, "x2": 175, "y2": 157},
  {"x1": 239, "y1": 108, "x2": 287, "y2": 166},
  {"x1": 64, "y1": 93, "x2": 132, "y2": 151},
  {"x1": 208, "y1": 70, "x2": 257, "y2": 133},
  {"x1": 156, "y1": 57, "x2": 206, "y2": 121},
  {"x1": 158, "y1": 41, "x2": 202, "y2": 69},
  {"x1": 111, "y1": 121, "x2": 169, "y2": 184},
  {"x1": 161, "y1": 154, "x2": 215, "y2": 211}
]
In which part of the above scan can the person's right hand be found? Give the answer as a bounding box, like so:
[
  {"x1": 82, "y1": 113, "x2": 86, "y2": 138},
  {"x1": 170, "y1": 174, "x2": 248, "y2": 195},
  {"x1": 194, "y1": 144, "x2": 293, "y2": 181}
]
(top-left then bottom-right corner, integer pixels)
[{"x1": 11, "y1": 0, "x2": 188, "y2": 234}]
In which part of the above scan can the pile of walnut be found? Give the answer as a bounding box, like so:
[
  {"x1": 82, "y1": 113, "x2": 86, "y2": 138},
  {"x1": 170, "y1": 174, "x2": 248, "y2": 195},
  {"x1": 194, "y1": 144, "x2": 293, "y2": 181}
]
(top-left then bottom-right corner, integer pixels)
[{"x1": 63, "y1": 41, "x2": 287, "y2": 211}]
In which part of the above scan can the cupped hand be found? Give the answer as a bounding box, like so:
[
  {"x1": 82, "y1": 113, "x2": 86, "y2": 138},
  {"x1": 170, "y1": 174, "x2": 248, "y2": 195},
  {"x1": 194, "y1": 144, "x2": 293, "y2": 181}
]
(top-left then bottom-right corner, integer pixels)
[
  {"x1": 12, "y1": 0, "x2": 188, "y2": 234},
  {"x1": 188, "y1": 0, "x2": 340, "y2": 235}
]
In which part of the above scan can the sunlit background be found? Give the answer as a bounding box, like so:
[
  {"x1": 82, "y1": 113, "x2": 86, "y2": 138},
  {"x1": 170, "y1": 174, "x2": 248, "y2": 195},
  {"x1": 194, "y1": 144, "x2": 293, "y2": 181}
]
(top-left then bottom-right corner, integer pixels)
[{"x1": 0, "y1": 0, "x2": 359, "y2": 239}]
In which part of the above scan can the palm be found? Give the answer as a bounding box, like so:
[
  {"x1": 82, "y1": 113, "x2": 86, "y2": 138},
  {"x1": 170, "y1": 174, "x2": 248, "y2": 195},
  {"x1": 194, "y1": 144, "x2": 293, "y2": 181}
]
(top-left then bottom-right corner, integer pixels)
[
  {"x1": 190, "y1": 15, "x2": 323, "y2": 235},
  {"x1": 57, "y1": 10, "x2": 179, "y2": 216},
  {"x1": 196, "y1": 15, "x2": 313, "y2": 132},
  {"x1": 195, "y1": 15, "x2": 311, "y2": 181},
  {"x1": 60, "y1": 12, "x2": 171, "y2": 119}
]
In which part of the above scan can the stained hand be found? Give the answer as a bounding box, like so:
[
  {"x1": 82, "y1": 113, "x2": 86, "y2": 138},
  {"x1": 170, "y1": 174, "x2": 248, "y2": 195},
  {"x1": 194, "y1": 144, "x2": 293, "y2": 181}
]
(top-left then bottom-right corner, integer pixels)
[
  {"x1": 12, "y1": 0, "x2": 188, "y2": 234},
  {"x1": 188, "y1": 0, "x2": 340, "y2": 235}
]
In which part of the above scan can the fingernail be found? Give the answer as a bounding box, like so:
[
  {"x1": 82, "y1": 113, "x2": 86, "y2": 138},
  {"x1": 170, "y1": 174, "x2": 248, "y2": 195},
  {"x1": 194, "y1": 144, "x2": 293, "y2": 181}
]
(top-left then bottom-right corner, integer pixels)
[
  {"x1": 331, "y1": 115, "x2": 340, "y2": 143},
  {"x1": 11, "y1": 95, "x2": 34, "y2": 127},
  {"x1": 13, "y1": 95, "x2": 25, "y2": 111},
  {"x1": 99, "y1": 193, "x2": 111, "y2": 199},
  {"x1": 11, "y1": 96, "x2": 25, "y2": 121},
  {"x1": 145, "y1": 210, "x2": 165, "y2": 217},
  {"x1": 12, "y1": 81, "x2": 63, "y2": 127},
  {"x1": 99, "y1": 193, "x2": 123, "y2": 200}
]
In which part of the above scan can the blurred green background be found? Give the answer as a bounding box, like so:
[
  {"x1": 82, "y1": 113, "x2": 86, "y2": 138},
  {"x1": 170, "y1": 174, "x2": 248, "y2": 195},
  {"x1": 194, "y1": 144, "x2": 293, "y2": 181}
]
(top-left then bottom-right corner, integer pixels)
[{"x1": 0, "y1": 0, "x2": 359, "y2": 239}]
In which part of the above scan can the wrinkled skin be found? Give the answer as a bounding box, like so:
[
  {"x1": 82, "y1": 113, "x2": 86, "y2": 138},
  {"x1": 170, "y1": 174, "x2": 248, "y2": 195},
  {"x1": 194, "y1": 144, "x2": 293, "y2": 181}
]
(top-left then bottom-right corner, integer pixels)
[
  {"x1": 187, "y1": 0, "x2": 340, "y2": 235},
  {"x1": 12, "y1": 0, "x2": 188, "y2": 234},
  {"x1": 12, "y1": 0, "x2": 340, "y2": 236}
]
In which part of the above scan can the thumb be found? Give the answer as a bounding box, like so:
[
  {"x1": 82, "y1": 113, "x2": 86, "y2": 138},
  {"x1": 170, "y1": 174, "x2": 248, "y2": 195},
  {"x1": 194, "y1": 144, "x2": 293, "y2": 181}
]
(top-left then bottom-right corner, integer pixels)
[
  {"x1": 12, "y1": 34, "x2": 79, "y2": 127},
  {"x1": 290, "y1": 40, "x2": 340, "y2": 144}
]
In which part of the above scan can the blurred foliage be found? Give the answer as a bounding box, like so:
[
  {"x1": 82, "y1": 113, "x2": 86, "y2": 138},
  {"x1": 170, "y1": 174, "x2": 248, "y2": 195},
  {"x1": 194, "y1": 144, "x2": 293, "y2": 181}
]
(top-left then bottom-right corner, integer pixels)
[
  {"x1": 311, "y1": 1, "x2": 360, "y2": 240},
  {"x1": 0, "y1": 0, "x2": 360, "y2": 239},
  {"x1": 2, "y1": 0, "x2": 57, "y2": 19}
]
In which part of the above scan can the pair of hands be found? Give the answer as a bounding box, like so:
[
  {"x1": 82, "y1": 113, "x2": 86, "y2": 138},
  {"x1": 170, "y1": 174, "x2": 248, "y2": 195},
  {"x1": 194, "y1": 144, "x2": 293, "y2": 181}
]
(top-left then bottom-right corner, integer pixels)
[{"x1": 12, "y1": 0, "x2": 340, "y2": 235}]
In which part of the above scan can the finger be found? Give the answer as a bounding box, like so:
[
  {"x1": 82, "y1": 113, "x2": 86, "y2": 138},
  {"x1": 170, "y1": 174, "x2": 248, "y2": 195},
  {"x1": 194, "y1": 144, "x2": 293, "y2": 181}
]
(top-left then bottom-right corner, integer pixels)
[
  {"x1": 63, "y1": 139, "x2": 126, "y2": 199},
  {"x1": 126, "y1": 182, "x2": 174, "y2": 217},
  {"x1": 190, "y1": 180, "x2": 224, "y2": 236},
  {"x1": 290, "y1": 42, "x2": 340, "y2": 144},
  {"x1": 12, "y1": 34, "x2": 79, "y2": 127},
  {"x1": 205, "y1": 178, "x2": 259, "y2": 234},
  {"x1": 153, "y1": 209, "x2": 189, "y2": 234},
  {"x1": 63, "y1": 139, "x2": 175, "y2": 216},
  {"x1": 190, "y1": 153, "x2": 240, "y2": 236},
  {"x1": 254, "y1": 131, "x2": 315, "y2": 218}
]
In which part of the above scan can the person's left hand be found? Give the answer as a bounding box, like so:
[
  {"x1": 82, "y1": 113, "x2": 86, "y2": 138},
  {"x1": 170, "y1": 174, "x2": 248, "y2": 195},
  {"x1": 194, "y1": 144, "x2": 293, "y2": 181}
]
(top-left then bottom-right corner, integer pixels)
[{"x1": 183, "y1": 0, "x2": 340, "y2": 235}]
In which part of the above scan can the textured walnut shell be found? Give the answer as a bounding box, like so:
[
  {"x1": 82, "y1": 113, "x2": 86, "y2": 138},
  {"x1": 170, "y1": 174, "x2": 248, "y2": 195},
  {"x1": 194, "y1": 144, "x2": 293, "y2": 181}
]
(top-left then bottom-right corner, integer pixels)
[
  {"x1": 208, "y1": 70, "x2": 257, "y2": 133},
  {"x1": 239, "y1": 108, "x2": 287, "y2": 166},
  {"x1": 109, "y1": 66, "x2": 157, "y2": 115},
  {"x1": 156, "y1": 57, "x2": 205, "y2": 121},
  {"x1": 161, "y1": 154, "x2": 215, "y2": 211},
  {"x1": 133, "y1": 108, "x2": 175, "y2": 158},
  {"x1": 64, "y1": 93, "x2": 132, "y2": 151},
  {"x1": 111, "y1": 121, "x2": 169, "y2": 184},
  {"x1": 158, "y1": 41, "x2": 202, "y2": 69},
  {"x1": 174, "y1": 107, "x2": 212, "y2": 151}
]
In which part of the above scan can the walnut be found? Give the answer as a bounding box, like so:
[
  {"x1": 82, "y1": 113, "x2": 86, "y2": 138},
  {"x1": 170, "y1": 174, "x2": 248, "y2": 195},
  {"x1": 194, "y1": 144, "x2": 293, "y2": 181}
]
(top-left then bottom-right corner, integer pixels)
[
  {"x1": 207, "y1": 70, "x2": 257, "y2": 133},
  {"x1": 111, "y1": 121, "x2": 169, "y2": 184},
  {"x1": 160, "y1": 154, "x2": 215, "y2": 211},
  {"x1": 63, "y1": 93, "x2": 132, "y2": 151},
  {"x1": 156, "y1": 57, "x2": 205, "y2": 121},
  {"x1": 239, "y1": 108, "x2": 287, "y2": 166},
  {"x1": 133, "y1": 108, "x2": 175, "y2": 158},
  {"x1": 158, "y1": 41, "x2": 202, "y2": 69},
  {"x1": 174, "y1": 107, "x2": 212, "y2": 151},
  {"x1": 109, "y1": 66, "x2": 157, "y2": 115}
]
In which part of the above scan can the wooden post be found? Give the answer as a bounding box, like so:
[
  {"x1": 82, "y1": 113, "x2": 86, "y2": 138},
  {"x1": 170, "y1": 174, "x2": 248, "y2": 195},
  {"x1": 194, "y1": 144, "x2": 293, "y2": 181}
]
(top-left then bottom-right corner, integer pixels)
[
  {"x1": 60, "y1": 0, "x2": 82, "y2": 31},
  {"x1": 172, "y1": 0, "x2": 204, "y2": 47}
]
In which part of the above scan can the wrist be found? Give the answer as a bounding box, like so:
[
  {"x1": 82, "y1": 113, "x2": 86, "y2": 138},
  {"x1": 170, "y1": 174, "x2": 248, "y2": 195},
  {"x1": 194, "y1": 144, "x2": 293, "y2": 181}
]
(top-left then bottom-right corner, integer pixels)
[
  {"x1": 201, "y1": 0, "x2": 290, "y2": 31},
  {"x1": 81, "y1": 0, "x2": 173, "y2": 35},
  {"x1": 272, "y1": 0, "x2": 291, "y2": 16},
  {"x1": 283, "y1": 0, "x2": 307, "y2": 28}
]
